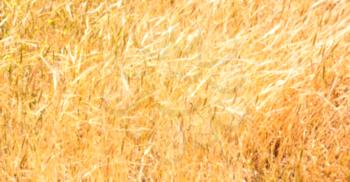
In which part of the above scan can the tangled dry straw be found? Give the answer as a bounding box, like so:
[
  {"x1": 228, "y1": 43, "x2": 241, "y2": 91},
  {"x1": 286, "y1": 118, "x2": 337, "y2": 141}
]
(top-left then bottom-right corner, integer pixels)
[{"x1": 1, "y1": 0, "x2": 350, "y2": 181}]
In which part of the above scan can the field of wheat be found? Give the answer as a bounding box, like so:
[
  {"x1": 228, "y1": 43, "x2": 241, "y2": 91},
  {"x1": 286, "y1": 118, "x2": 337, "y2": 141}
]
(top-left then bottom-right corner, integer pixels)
[{"x1": 1, "y1": 0, "x2": 350, "y2": 181}]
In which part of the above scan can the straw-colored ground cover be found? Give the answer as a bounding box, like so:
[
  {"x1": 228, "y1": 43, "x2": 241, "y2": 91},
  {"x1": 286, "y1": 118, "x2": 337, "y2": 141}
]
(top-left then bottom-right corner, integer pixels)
[{"x1": 1, "y1": 0, "x2": 350, "y2": 181}]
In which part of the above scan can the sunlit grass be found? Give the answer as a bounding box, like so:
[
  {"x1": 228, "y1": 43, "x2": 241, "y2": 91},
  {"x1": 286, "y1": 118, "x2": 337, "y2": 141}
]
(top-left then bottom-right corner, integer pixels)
[{"x1": 0, "y1": 0, "x2": 350, "y2": 181}]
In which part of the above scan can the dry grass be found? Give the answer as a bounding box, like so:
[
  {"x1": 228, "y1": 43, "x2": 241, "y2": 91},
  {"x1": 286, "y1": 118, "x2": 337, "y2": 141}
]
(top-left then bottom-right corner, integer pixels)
[{"x1": 1, "y1": 0, "x2": 350, "y2": 181}]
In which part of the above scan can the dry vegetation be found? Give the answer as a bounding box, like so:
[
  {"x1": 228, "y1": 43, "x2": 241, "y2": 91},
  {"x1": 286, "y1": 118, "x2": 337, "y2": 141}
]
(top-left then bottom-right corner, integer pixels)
[{"x1": 0, "y1": 0, "x2": 350, "y2": 181}]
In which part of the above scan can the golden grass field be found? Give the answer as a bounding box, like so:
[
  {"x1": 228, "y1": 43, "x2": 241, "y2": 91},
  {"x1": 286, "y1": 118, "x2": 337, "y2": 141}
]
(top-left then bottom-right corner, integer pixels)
[{"x1": 1, "y1": 0, "x2": 350, "y2": 181}]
